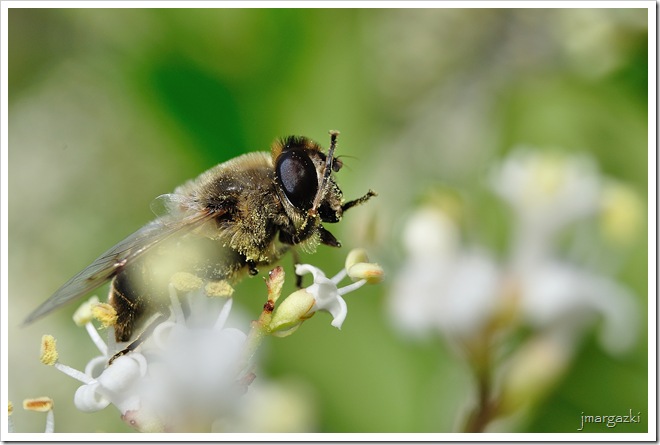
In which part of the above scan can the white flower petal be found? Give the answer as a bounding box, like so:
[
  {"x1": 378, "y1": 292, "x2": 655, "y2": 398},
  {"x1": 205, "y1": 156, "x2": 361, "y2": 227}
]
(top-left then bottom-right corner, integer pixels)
[
  {"x1": 389, "y1": 248, "x2": 499, "y2": 339},
  {"x1": 84, "y1": 355, "x2": 109, "y2": 379},
  {"x1": 327, "y1": 296, "x2": 348, "y2": 329},
  {"x1": 434, "y1": 250, "x2": 499, "y2": 337},
  {"x1": 95, "y1": 356, "x2": 144, "y2": 393},
  {"x1": 74, "y1": 383, "x2": 110, "y2": 413},
  {"x1": 519, "y1": 260, "x2": 639, "y2": 355},
  {"x1": 490, "y1": 149, "x2": 602, "y2": 243},
  {"x1": 296, "y1": 263, "x2": 351, "y2": 329},
  {"x1": 402, "y1": 207, "x2": 460, "y2": 258},
  {"x1": 213, "y1": 298, "x2": 234, "y2": 331}
]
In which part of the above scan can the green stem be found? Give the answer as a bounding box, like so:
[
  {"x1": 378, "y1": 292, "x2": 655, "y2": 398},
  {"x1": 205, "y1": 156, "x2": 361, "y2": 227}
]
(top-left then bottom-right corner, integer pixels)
[
  {"x1": 462, "y1": 334, "x2": 500, "y2": 433},
  {"x1": 239, "y1": 300, "x2": 274, "y2": 374}
]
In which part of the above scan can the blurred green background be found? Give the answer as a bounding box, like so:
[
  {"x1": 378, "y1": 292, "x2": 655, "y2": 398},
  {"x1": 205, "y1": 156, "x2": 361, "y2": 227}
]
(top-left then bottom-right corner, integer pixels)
[{"x1": 8, "y1": 7, "x2": 648, "y2": 433}]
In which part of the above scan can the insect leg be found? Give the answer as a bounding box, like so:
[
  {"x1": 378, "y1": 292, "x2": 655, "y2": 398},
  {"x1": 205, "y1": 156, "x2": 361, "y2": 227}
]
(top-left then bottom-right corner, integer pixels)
[
  {"x1": 342, "y1": 189, "x2": 377, "y2": 213},
  {"x1": 318, "y1": 225, "x2": 341, "y2": 248},
  {"x1": 108, "y1": 312, "x2": 167, "y2": 365},
  {"x1": 291, "y1": 249, "x2": 305, "y2": 288}
]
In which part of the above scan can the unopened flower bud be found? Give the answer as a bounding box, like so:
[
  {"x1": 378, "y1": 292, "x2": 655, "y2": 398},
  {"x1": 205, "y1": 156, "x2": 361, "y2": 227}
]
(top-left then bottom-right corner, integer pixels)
[
  {"x1": 268, "y1": 289, "x2": 315, "y2": 336},
  {"x1": 499, "y1": 336, "x2": 571, "y2": 414}
]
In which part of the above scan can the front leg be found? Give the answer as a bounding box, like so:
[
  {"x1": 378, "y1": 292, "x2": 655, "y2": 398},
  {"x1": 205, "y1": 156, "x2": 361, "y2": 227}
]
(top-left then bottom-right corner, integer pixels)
[
  {"x1": 342, "y1": 189, "x2": 377, "y2": 213},
  {"x1": 318, "y1": 225, "x2": 341, "y2": 247},
  {"x1": 109, "y1": 313, "x2": 167, "y2": 365}
]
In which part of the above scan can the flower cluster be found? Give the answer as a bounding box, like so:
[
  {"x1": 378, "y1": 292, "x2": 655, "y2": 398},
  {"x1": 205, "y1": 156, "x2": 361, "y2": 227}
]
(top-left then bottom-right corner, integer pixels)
[
  {"x1": 388, "y1": 148, "x2": 642, "y2": 431},
  {"x1": 39, "y1": 249, "x2": 382, "y2": 433}
]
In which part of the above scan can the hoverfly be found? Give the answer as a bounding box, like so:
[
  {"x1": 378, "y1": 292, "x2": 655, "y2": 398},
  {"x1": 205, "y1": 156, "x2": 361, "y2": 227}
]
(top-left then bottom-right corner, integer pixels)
[{"x1": 24, "y1": 131, "x2": 376, "y2": 345}]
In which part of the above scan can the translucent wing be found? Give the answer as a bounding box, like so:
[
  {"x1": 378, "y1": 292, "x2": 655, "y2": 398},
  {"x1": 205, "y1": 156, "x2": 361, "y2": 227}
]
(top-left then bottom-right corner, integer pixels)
[{"x1": 23, "y1": 208, "x2": 218, "y2": 325}]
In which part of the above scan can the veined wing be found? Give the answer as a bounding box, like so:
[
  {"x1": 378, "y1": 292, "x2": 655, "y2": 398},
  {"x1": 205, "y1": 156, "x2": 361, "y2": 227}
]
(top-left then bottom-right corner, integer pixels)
[{"x1": 23, "y1": 210, "x2": 218, "y2": 325}]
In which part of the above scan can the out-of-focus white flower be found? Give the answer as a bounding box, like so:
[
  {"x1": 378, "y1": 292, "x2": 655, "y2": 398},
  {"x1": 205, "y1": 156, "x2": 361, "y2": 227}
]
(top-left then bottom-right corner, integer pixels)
[
  {"x1": 517, "y1": 260, "x2": 639, "y2": 356},
  {"x1": 390, "y1": 151, "x2": 641, "y2": 432},
  {"x1": 44, "y1": 291, "x2": 251, "y2": 433},
  {"x1": 42, "y1": 251, "x2": 381, "y2": 432},
  {"x1": 390, "y1": 149, "x2": 640, "y2": 357},
  {"x1": 489, "y1": 150, "x2": 640, "y2": 356},
  {"x1": 490, "y1": 149, "x2": 602, "y2": 267},
  {"x1": 490, "y1": 150, "x2": 601, "y2": 223},
  {"x1": 402, "y1": 206, "x2": 461, "y2": 258},
  {"x1": 389, "y1": 206, "x2": 500, "y2": 340},
  {"x1": 143, "y1": 292, "x2": 250, "y2": 432},
  {"x1": 221, "y1": 378, "x2": 318, "y2": 433}
]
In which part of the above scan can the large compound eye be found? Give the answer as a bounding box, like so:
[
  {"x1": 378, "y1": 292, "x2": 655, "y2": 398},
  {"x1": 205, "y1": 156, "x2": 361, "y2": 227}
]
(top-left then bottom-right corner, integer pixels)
[{"x1": 276, "y1": 149, "x2": 318, "y2": 210}]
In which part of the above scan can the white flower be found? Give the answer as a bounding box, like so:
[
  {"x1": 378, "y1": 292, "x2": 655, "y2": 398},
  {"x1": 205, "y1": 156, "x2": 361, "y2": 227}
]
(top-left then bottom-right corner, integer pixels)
[
  {"x1": 402, "y1": 206, "x2": 460, "y2": 258},
  {"x1": 295, "y1": 263, "x2": 351, "y2": 329},
  {"x1": 42, "y1": 251, "x2": 381, "y2": 432},
  {"x1": 389, "y1": 206, "x2": 500, "y2": 339},
  {"x1": 488, "y1": 150, "x2": 640, "y2": 355},
  {"x1": 45, "y1": 291, "x2": 251, "y2": 433},
  {"x1": 143, "y1": 294, "x2": 250, "y2": 431},
  {"x1": 73, "y1": 354, "x2": 146, "y2": 414},
  {"x1": 390, "y1": 148, "x2": 639, "y2": 357},
  {"x1": 222, "y1": 378, "x2": 318, "y2": 433},
  {"x1": 269, "y1": 251, "x2": 383, "y2": 334},
  {"x1": 517, "y1": 259, "x2": 639, "y2": 355},
  {"x1": 490, "y1": 149, "x2": 602, "y2": 267},
  {"x1": 490, "y1": 149, "x2": 602, "y2": 228}
]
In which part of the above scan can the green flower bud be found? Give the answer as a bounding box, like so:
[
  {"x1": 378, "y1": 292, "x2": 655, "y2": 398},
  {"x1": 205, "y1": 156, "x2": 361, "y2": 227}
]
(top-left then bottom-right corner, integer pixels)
[{"x1": 268, "y1": 289, "x2": 315, "y2": 336}]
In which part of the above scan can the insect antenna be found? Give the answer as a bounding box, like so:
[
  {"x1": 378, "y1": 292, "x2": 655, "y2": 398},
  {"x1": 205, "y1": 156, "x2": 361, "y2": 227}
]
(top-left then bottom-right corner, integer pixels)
[{"x1": 310, "y1": 130, "x2": 339, "y2": 214}]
